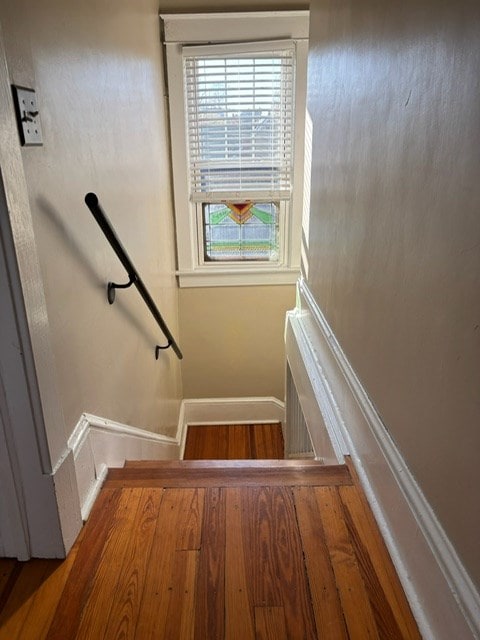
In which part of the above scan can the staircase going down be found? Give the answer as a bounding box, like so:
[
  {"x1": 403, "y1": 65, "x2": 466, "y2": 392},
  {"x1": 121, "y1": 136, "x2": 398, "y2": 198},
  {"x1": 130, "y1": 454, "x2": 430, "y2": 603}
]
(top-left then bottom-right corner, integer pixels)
[
  {"x1": 0, "y1": 434, "x2": 422, "y2": 639},
  {"x1": 59, "y1": 457, "x2": 419, "y2": 639}
]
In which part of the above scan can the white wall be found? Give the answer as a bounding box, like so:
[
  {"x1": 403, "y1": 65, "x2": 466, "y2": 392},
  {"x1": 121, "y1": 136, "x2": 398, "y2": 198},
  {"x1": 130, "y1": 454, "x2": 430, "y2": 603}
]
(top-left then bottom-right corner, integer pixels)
[{"x1": 306, "y1": 0, "x2": 480, "y2": 590}]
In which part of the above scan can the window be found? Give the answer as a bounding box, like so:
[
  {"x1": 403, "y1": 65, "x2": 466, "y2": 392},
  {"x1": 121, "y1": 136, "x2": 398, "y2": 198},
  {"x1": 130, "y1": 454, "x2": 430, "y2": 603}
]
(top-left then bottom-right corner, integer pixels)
[{"x1": 161, "y1": 12, "x2": 309, "y2": 287}]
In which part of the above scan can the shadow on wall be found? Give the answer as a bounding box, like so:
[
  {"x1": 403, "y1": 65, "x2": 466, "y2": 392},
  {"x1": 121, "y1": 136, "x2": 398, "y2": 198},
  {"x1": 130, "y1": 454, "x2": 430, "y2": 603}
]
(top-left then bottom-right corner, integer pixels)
[{"x1": 37, "y1": 195, "x2": 163, "y2": 353}]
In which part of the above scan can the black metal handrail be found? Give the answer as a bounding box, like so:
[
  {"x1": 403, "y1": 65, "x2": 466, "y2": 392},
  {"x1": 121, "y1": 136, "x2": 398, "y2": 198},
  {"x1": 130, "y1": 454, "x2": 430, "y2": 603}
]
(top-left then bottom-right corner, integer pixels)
[{"x1": 84, "y1": 192, "x2": 183, "y2": 360}]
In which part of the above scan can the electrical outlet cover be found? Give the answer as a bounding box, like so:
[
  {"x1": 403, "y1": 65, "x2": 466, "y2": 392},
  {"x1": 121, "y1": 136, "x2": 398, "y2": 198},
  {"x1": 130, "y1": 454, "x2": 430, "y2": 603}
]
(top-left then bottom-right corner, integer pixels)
[{"x1": 12, "y1": 85, "x2": 43, "y2": 146}]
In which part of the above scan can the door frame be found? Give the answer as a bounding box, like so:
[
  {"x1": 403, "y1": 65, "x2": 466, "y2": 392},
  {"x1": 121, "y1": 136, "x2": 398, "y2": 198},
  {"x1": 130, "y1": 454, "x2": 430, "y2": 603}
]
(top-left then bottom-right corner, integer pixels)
[{"x1": 0, "y1": 20, "x2": 81, "y2": 558}]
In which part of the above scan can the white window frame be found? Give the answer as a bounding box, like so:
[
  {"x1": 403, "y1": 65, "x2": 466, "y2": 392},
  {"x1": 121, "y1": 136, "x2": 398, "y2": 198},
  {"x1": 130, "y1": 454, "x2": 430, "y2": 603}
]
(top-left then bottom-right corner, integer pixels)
[{"x1": 161, "y1": 11, "x2": 309, "y2": 287}]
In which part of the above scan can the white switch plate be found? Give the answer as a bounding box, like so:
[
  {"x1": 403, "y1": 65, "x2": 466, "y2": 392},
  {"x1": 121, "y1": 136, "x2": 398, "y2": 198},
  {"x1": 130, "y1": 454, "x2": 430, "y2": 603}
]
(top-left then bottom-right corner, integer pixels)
[{"x1": 12, "y1": 85, "x2": 43, "y2": 146}]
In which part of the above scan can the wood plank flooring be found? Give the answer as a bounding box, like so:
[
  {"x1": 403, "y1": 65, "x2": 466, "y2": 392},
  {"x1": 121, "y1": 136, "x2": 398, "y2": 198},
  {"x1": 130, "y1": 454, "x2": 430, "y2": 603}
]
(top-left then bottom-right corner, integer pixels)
[
  {"x1": 183, "y1": 423, "x2": 285, "y2": 460},
  {"x1": 0, "y1": 425, "x2": 422, "y2": 639}
]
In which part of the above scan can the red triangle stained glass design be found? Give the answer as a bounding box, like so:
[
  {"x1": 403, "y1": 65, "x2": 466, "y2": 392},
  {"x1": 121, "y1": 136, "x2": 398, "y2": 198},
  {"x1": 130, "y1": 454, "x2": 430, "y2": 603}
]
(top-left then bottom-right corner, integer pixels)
[{"x1": 226, "y1": 202, "x2": 254, "y2": 225}]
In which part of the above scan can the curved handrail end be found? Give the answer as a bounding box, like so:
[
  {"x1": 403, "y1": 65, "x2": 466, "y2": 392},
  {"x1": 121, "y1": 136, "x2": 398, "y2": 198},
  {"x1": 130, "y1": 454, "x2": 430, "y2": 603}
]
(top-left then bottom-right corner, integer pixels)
[{"x1": 85, "y1": 192, "x2": 99, "y2": 208}]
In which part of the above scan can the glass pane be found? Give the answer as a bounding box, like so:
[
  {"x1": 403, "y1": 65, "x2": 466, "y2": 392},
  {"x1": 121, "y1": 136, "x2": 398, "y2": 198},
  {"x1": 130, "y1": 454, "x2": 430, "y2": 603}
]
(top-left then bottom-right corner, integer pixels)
[{"x1": 203, "y1": 202, "x2": 279, "y2": 262}]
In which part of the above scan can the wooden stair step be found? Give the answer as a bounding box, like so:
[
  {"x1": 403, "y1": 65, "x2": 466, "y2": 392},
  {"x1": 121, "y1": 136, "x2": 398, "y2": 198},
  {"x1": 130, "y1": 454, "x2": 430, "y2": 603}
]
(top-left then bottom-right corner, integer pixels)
[
  {"x1": 123, "y1": 459, "x2": 323, "y2": 469},
  {"x1": 106, "y1": 461, "x2": 352, "y2": 488}
]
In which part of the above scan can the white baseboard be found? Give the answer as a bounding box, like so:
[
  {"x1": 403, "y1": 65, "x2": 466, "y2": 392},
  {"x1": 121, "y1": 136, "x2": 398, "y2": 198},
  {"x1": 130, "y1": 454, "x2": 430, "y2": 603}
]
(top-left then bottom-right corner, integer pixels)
[
  {"x1": 179, "y1": 397, "x2": 285, "y2": 458},
  {"x1": 181, "y1": 396, "x2": 285, "y2": 426},
  {"x1": 286, "y1": 278, "x2": 480, "y2": 640},
  {"x1": 68, "y1": 413, "x2": 180, "y2": 520},
  {"x1": 69, "y1": 398, "x2": 285, "y2": 519}
]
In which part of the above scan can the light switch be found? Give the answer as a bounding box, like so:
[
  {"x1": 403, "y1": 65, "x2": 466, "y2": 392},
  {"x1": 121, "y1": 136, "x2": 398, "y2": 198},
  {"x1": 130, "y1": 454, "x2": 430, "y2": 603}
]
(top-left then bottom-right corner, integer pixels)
[{"x1": 12, "y1": 85, "x2": 43, "y2": 146}]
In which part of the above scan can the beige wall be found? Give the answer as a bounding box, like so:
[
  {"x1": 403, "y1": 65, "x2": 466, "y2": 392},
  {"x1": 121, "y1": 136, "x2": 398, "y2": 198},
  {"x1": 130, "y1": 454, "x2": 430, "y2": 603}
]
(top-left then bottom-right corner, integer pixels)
[
  {"x1": 160, "y1": 0, "x2": 305, "y2": 402},
  {"x1": 0, "y1": 0, "x2": 306, "y2": 437},
  {"x1": 0, "y1": 0, "x2": 182, "y2": 434},
  {"x1": 307, "y1": 0, "x2": 480, "y2": 588},
  {"x1": 179, "y1": 286, "x2": 295, "y2": 399}
]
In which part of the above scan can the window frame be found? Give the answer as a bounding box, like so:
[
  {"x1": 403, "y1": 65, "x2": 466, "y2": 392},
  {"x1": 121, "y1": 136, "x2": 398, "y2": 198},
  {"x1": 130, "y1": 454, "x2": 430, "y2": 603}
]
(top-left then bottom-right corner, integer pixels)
[
  {"x1": 196, "y1": 200, "x2": 287, "y2": 266},
  {"x1": 161, "y1": 11, "x2": 309, "y2": 288}
]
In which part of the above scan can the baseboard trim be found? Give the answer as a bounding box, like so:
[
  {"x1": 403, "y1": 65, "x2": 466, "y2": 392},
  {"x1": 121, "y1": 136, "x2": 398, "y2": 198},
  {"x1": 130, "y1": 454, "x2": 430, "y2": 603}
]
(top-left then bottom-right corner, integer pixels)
[
  {"x1": 68, "y1": 413, "x2": 180, "y2": 519},
  {"x1": 69, "y1": 398, "x2": 285, "y2": 518},
  {"x1": 178, "y1": 397, "x2": 285, "y2": 459},
  {"x1": 79, "y1": 463, "x2": 108, "y2": 522},
  {"x1": 182, "y1": 396, "x2": 285, "y2": 426},
  {"x1": 287, "y1": 278, "x2": 480, "y2": 640}
]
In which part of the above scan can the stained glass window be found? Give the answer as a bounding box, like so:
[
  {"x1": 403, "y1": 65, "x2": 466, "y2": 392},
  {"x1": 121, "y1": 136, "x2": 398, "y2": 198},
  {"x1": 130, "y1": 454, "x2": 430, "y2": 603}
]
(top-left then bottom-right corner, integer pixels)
[
  {"x1": 162, "y1": 12, "x2": 309, "y2": 284},
  {"x1": 203, "y1": 202, "x2": 279, "y2": 261},
  {"x1": 184, "y1": 44, "x2": 293, "y2": 264}
]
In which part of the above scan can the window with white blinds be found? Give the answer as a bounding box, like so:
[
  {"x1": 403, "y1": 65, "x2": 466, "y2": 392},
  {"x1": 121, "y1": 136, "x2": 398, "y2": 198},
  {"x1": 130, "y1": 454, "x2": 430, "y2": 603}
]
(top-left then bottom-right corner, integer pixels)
[
  {"x1": 162, "y1": 11, "x2": 309, "y2": 286},
  {"x1": 183, "y1": 42, "x2": 295, "y2": 203}
]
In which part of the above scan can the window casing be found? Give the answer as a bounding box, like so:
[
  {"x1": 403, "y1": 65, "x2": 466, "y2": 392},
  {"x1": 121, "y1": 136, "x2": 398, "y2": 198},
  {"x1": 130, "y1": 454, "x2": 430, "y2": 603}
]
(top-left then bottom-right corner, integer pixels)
[{"x1": 162, "y1": 12, "x2": 309, "y2": 287}]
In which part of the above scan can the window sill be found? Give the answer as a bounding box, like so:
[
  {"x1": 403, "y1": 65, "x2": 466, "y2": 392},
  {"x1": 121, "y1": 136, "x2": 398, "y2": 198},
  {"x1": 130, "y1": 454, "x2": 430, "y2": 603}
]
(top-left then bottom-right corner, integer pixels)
[{"x1": 176, "y1": 267, "x2": 300, "y2": 288}]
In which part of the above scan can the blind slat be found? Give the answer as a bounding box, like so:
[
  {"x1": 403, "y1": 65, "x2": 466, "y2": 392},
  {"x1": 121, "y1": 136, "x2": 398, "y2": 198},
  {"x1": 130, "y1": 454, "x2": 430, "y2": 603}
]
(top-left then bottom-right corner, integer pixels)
[{"x1": 184, "y1": 45, "x2": 295, "y2": 199}]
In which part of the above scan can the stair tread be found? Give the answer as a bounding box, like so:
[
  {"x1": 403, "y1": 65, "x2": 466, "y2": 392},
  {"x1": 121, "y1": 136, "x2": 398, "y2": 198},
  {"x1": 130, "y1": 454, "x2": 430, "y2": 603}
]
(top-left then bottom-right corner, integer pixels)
[
  {"x1": 106, "y1": 461, "x2": 351, "y2": 488},
  {"x1": 124, "y1": 458, "x2": 323, "y2": 469}
]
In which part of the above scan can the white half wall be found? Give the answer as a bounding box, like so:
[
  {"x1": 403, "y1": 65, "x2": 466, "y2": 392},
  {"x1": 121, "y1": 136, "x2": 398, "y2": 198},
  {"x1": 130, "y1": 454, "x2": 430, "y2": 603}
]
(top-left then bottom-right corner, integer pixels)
[
  {"x1": 285, "y1": 278, "x2": 480, "y2": 640},
  {"x1": 69, "y1": 413, "x2": 180, "y2": 520},
  {"x1": 70, "y1": 397, "x2": 284, "y2": 519}
]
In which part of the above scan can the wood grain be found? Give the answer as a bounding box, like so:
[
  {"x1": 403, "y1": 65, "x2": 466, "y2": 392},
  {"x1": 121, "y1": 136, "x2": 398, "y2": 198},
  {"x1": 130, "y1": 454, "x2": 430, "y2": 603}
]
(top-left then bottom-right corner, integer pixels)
[
  {"x1": 247, "y1": 487, "x2": 283, "y2": 607},
  {"x1": 255, "y1": 606, "x2": 288, "y2": 640},
  {"x1": 0, "y1": 560, "x2": 53, "y2": 639},
  {"x1": 0, "y1": 451, "x2": 421, "y2": 639},
  {"x1": 250, "y1": 423, "x2": 284, "y2": 459},
  {"x1": 76, "y1": 489, "x2": 143, "y2": 638},
  {"x1": 7, "y1": 550, "x2": 80, "y2": 640},
  {"x1": 316, "y1": 486, "x2": 380, "y2": 640},
  {"x1": 102, "y1": 488, "x2": 162, "y2": 640},
  {"x1": 120, "y1": 459, "x2": 338, "y2": 469},
  {"x1": 134, "y1": 488, "x2": 205, "y2": 638},
  {"x1": 105, "y1": 463, "x2": 352, "y2": 488},
  {"x1": 184, "y1": 425, "x2": 229, "y2": 459},
  {"x1": 195, "y1": 487, "x2": 226, "y2": 640},
  {"x1": 246, "y1": 486, "x2": 318, "y2": 638},
  {"x1": 340, "y1": 484, "x2": 422, "y2": 640},
  {"x1": 293, "y1": 486, "x2": 349, "y2": 640},
  {"x1": 163, "y1": 550, "x2": 199, "y2": 640},
  {"x1": 184, "y1": 423, "x2": 284, "y2": 460},
  {"x1": 228, "y1": 424, "x2": 252, "y2": 459},
  {"x1": 225, "y1": 487, "x2": 255, "y2": 640},
  {"x1": 0, "y1": 524, "x2": 84, "y2": 640},
  {"x1": 45, "y1": 488, "x2": 122, "y2": 640}
]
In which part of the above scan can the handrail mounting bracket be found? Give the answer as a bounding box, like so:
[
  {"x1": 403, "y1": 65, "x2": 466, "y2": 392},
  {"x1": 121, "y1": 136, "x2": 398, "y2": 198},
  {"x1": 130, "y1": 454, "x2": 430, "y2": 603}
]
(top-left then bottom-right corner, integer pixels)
[
  {"x1": 107, "y1": 274, "x2": 136, "y2": 305},
  {"x1": 155, "y1": 341, "x2": 173, "y2": 360}
]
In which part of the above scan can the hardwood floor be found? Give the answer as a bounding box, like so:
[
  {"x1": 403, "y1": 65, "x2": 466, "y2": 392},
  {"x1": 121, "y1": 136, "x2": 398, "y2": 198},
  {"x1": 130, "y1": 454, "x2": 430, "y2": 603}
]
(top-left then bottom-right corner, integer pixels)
[
  {"x1": 183, "y1": 423, "x2": 285, "y2": 460},
  {"x1": 0, "y1": 427, "x2": 422, "y2": 639}
]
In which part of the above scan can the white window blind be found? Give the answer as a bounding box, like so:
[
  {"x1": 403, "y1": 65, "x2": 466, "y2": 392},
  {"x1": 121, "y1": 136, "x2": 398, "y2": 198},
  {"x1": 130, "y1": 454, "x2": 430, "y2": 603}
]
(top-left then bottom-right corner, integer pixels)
[{"x1": 183, "y1": 42, "x2": 295, "y2": 203}]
